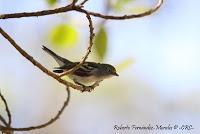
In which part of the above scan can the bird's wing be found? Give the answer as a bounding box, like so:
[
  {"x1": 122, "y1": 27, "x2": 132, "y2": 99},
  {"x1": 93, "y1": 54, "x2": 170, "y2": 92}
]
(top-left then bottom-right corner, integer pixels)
[
  {"x1": 53, "y1": 63, "x2": 75, "y2": 73},
  {"x1": 54, "y1": 62, "x2": 99, "y2": 76},
  {"x1": 73, "y1": 62, "x2": 99, "y2": 76}
]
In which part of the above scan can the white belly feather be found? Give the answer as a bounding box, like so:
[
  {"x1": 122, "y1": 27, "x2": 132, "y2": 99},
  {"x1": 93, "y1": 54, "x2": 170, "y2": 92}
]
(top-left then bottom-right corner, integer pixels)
[{"x1": 68, "y1": 74, "x2": 113, "y2": 84}]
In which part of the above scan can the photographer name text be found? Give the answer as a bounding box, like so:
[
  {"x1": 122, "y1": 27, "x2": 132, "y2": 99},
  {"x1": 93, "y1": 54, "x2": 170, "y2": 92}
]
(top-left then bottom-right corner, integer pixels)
[{"x1": 114, "y1": 124, "x2": 194, "y2": 131}]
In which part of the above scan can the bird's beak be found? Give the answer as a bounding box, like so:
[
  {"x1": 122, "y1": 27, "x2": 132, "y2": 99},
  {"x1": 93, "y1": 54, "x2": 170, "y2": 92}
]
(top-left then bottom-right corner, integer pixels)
[{"x1": 113, "y1": 72, "x2": 119, "y2": 76}]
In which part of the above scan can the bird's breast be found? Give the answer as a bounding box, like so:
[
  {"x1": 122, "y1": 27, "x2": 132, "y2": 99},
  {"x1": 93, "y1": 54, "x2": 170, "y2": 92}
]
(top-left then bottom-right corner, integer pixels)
[{"x1": 68, "y1": 74, "x2": 100, "y2": 83}]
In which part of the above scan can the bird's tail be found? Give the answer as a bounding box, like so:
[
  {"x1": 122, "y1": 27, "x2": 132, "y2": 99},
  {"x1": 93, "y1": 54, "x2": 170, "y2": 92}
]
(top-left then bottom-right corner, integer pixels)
[{"x1": 42, "y1": 45, "x2": 73, "y2": 66}]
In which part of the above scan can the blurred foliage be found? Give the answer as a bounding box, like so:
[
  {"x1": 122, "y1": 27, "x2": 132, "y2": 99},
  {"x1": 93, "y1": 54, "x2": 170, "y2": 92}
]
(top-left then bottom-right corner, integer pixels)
[
  {"x1": 46, "y1": 0, "x2": 57, "y2": 6},
  {"x1": 116, "y1": 58, "x2": 134, "y2": 71},
  {"x1": 94, "y1": 27, "x2": 107, "y2": 61},
  {"x1": 129, "y1": 6, "x2": 149, "y2": 13},
  {"x1": 111, "y1": 0, "x2": 135, "y2": 11},
  {"x1": 111, "y1": 0, "x2": 148, "y2": 14},
  {"x1": 49, "y1": 24, "x2": 78, "y2": 48}
]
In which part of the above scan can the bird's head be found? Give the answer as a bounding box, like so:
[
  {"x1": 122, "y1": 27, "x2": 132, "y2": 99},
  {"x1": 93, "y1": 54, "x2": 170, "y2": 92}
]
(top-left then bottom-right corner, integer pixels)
[{"x1": 101, "y1": 64, "x2": 119, "y2": 77}]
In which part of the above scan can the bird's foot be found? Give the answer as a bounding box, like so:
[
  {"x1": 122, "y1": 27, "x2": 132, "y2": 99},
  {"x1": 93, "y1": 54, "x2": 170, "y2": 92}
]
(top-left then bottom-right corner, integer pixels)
[{"x1": 81, "y1": 85, "x2": 94, "y2": 92}]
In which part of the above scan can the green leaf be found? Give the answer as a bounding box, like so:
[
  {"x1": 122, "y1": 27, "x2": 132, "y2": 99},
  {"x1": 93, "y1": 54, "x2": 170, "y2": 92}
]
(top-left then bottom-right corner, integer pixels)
[
  {"x1": 94, "y1": 27, "x2": 107, "y2": 60},
  {"x1": 49, "y1": 24, "x2": 78, "y2": 48},
  {"x1": 46, "y1": 0, "x2": 57, "y2": 6}
]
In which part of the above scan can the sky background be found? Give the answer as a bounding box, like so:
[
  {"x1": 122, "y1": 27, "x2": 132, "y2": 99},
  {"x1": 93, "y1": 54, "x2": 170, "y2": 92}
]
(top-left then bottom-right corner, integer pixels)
[{"x1": 0, "y1": 0, "x2": 200, "y2": 134}]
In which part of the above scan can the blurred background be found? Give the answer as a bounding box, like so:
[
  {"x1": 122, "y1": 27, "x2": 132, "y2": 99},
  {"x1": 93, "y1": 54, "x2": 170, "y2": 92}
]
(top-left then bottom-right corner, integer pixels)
[{"x1": 0, "y1": 0, "x2": 200, "y2": 133}]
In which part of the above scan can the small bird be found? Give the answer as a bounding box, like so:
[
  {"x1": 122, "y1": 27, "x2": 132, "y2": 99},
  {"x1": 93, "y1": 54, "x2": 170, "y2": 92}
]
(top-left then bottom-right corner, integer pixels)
[{"x1": 42, "y1": 46, "x2": 118, "y2": 88}]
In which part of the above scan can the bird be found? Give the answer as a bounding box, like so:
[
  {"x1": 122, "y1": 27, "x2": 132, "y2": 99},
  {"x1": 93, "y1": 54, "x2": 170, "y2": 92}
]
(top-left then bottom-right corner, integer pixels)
[{"x1": 42, "y1": 46, "x2": 119, "y2": 88}]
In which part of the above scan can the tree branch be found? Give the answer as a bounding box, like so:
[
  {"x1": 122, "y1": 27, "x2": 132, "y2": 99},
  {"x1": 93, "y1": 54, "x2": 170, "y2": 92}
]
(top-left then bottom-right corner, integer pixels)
[
  {"x1": 0, "y1": 87, "x2": 70, "y2": 131},
  {"x1": 0, "y1": 91, "x2": 12, "y2": 127},
  {"x1": 0, "y1": 115, "x2": 8, "y2": 127},
  {"x1": 0, "y1": 4, "x2": 74, "y2": 19},
  {"x1": 0, "y1": 91, "x2": 13, "y2": 134},
  {"x1": 75, "y1": 0, "x2": 163, "y2": 20},
  {"x1": 0, "y1": 0, "x2": 163, "y2": 20}
]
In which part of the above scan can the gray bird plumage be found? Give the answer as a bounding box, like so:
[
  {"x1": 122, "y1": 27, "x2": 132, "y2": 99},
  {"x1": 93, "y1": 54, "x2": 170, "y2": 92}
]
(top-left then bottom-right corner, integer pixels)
[{"x1": 42, "y1": 46, "x2": 118, "y2": 85}]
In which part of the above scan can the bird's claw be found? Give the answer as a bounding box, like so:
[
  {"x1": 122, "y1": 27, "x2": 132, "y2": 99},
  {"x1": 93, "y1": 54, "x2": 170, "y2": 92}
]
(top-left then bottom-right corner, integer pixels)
[{"x1": 81, "y1": 85, "x2": 94, "y2": 92}]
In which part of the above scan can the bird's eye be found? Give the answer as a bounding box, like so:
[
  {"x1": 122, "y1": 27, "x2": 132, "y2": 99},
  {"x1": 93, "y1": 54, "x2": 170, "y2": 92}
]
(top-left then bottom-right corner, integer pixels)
[{"x1": 107, "y1": 68, "x2": 111, "y2": 72}]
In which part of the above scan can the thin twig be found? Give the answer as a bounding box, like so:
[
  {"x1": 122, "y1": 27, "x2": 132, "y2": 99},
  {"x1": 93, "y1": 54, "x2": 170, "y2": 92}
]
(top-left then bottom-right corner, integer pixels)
[
  {"x1": 0, "y1": 0, "x2": 163, "y2": 20},
  {"x1": 59, "y1": 12, "x2": 94, "y2": 77},
  {"x1": 0, "y1": 115, "x2": 7, "y2": 127},
  {"x1": 0, "y1": 91, "x2": 11, "y2": 127},
  {"x1": 0, "y1": 86, "x2": 70, "y2": 131},
  {"x1": 0, "y1": 4, "x2": 73, "y2": 19},
  {"x1": 0, "y1": 91, "x2": 13, "y2": 134},
  {"x1": 75, "y1": 0, "x2": 163, "y2": 20},
  {"x1": 80, "y1": 0, "x2": 89, "y2": 6},
  {"x1": 72, "y1": 0, "x2": 78, "y2": 5}
]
